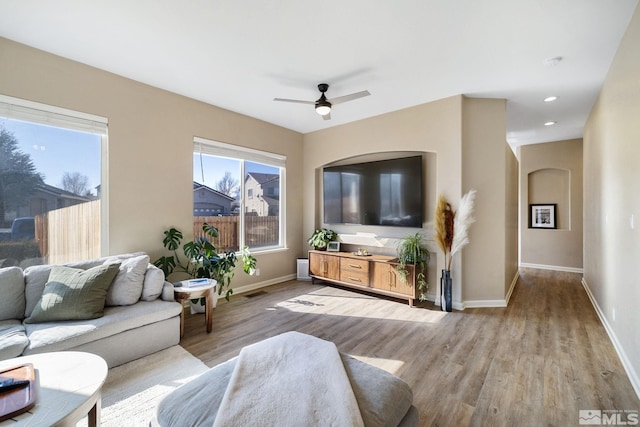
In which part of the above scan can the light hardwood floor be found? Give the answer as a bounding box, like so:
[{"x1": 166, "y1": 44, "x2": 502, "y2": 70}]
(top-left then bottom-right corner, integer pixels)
[{"x1": 181, "y1": 268, "x2": 639, "y2": 426}]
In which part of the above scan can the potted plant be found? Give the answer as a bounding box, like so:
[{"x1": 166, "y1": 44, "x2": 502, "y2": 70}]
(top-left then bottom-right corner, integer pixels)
[
  {"x1": 307, "y1": 228, "x2": 338, "y2": 250},
  {"x1": 396, "y1": 233, "x2": 430, "y2": 301},
  {"x1": 154, "y1": 223, "x2": 257, "y2": 311}
]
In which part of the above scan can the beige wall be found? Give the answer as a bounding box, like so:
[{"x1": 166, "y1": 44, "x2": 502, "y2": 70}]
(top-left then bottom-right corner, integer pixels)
[
  {"x1": 1, "y1": 36, "x2": 519, "y2": 308},
  {"x1": 519, "y1": 139, "x2": 583, "y2": 270},
  {"x1": 303, "y1": 95, "x2": 518, "y2": 306},
  {"x1": 461, "y1": 97, "x2": 518, "y2": 303},
  {"x1": 583, "y1": 4, "x2": 640, "y2": 396},
  {"x1": 0, "y1": 37, "x2": 304, "y2": 290}
]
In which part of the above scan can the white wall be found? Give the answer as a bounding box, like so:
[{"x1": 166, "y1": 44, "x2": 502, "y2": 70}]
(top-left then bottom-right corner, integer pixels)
[{"x1": 583, "y1": 3, "x2": 640, "y2": 397}]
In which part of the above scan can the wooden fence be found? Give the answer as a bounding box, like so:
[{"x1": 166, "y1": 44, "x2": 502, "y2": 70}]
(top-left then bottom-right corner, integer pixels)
[
  {"x1": 194, "y1": 215, "x2": 279, "y2": 251},
  {"x1": 33, "y1": 207, "x2": 273, "y2": 265},
  {"x1": 35, "y1": 200, "x2": 101, "y2": 264}
]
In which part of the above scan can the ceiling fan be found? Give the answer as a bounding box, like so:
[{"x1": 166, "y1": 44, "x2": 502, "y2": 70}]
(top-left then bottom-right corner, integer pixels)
[{"x1": 274, "y1": 83, "x2": 370, "y2": 120}]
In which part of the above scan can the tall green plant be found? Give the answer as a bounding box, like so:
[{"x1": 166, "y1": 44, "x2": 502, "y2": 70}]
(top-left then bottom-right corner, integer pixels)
[
  {"x1": 396, "y1": 233, "x2": 430, "y2": 301},
  {"x1": 154, "y1": 223, "x2": 256, "y2": 302}
]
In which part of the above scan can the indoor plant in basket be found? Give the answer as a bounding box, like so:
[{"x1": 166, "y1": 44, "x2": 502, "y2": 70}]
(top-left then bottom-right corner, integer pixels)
[
  {"x1": 396, "y1": 233, "x2": 430, "y2": 301},
  {"x1": 154, "y1": 223, "x2": 257, "y2": 311},
  {"x1": 307, "y1": 228, "x2": 338, "y2": 250},
  {"x1": 434, "y1": 190, "x2": 476, "y2": 312}
]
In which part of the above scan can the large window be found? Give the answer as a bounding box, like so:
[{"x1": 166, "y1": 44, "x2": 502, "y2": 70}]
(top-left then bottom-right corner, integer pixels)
[
  {"x1": 193, "y1": 137, "x2": 285, "y2": 252},
  {"x1": 0, "y1": 95, "x2": 107, "y2": 266}
]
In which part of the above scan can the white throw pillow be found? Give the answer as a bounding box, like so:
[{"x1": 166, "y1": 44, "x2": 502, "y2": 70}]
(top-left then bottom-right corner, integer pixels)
[
  {"x1": 105, "y1": 255, "x2": 149, "y2": 306},
  {"x1": 141, "y1": 264, "x2": 165, "y2": 301}
]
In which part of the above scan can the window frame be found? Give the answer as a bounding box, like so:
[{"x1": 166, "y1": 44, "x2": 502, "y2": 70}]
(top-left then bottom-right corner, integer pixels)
[
  {"x1": 193, "y1": 137, "x2": 286, "y2": 253},
  {"x1": 0, "y1": 94, "x2": 109, "y2": 258}
]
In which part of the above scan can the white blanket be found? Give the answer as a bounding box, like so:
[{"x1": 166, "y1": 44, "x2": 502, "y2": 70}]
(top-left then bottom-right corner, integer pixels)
[{"x1": 212, "y1": 331, "x2": 365, "y2": 427}]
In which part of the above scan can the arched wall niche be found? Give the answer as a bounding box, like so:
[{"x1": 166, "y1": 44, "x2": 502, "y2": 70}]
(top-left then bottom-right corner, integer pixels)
[{"x1": 528, "y1": 168, "x2": 571, "y2": 230}]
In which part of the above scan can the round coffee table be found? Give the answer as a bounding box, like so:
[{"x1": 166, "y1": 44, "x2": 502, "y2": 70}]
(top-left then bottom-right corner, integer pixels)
[{"x1": 0, "y1": 351, "x2": 107, "y2": 427}]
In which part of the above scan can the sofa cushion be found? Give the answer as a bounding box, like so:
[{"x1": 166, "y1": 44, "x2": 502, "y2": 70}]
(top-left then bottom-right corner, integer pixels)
[
  {"x1": 23, "y1": 299, "x2": 182, "y2": 354},
  {"x1": 65, "y1": 252, "x2": 147, "y2": 270},
  {"x1": 23, "y1": 252, "x2": 148, "y2": 317},
  {"x1": 0, "y1": 320, "x2": 29, "y2": 360},
  {"x1": 23, "y1": 264, "x2": 53, "y2": 318},
  {"x1": 25, "y1": 263, "x2": 121, "y2": 324},
  {"x1": 105, "y1": 255, "x2": 149, "y2": 306},
  {"x1": 0, "y1": 267, "x2": 25, "y2": 321},
  {"x1": 142, "y1": 264, "x2": 165, "y2": 301}
]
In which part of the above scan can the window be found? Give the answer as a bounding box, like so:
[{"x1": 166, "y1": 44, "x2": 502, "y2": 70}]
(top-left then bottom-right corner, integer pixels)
[
  {"x1": 193, "y1": 137, "x2": 285, "y2": 252},
  {"x1": 0, "y1": 95, "x2": 107, "y2": 266}
]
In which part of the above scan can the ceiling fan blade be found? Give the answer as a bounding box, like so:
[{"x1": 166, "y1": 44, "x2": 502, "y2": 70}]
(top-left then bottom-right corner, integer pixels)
[
  {"x1": 273, "y1": 98, "x2": 315, "y2": 105},
  {"x1": 328, "y1": 90, "x2": 370, "y2": 105},
  {"x1": 323, "y1": 112, "x2": 331, "y2": 121}
]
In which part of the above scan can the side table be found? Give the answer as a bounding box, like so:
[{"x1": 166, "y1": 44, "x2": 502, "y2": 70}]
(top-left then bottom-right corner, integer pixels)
[{"x1": 174, "y1": 280, "x2": 217, "y2": 337}]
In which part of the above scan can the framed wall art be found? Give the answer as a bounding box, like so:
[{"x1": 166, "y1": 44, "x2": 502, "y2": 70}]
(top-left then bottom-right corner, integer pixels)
[
  {"x1": 530, "y1": 204, "x2": 557, "y2": 229},
  {"x1": 326, "y1": 241, "x2": 341, "y2": 252}
]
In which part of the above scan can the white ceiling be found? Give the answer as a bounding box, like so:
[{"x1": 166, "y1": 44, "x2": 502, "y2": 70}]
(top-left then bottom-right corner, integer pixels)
[{"x1": 0, "y1": 0, "x2": 637, "y2": 147}]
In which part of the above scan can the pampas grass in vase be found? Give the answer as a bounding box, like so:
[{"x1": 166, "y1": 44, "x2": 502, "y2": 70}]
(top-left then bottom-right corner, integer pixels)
[{"x1": 434, "y1": 189, "x2": 476, "y2": 310}]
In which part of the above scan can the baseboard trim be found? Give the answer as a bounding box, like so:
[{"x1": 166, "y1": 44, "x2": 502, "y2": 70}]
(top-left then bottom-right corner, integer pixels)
[
  {"x1": 463, "y1": 299, "x2": 508, "y2": 308},
  {"x1": 223, "y1": 274, "x2": 297, "y2": 299},
  {"x1": 582, "y1": 277, "x2": 640, "y2": 400},
  {"x1": 504, "y1": 270, "x2": 520, "y2": 306},
  {"x1": 460, "y1": 271, "x2": 518, "y2": 309},
  {"x1": 519, "y1": 263, "x2": 584, "y2": 274}
]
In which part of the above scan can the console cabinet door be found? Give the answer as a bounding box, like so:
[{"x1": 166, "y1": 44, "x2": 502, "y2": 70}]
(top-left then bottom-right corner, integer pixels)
[
  {"x1": 371, "y1": 262, "x2": 416, "y2": 297},
  {"x1": 370, "y1": 262, "x2": 393, "y2": 292},
  {"x1": 309, "y1": 252, "x2": 340, "y2": 280},
  {"x1": 391, "y1": 263, "x2": 416, "y2": 296}
]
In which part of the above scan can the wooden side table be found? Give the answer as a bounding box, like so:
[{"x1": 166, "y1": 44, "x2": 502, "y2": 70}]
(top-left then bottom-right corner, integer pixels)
[{"x1": 174, "y1": 280, "x2": 217, "y2": 337}]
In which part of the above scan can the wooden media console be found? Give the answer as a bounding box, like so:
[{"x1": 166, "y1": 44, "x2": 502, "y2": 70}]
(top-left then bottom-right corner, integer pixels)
[{"x1": 308, "y1": 250, "x2": 418, "y2": 306}]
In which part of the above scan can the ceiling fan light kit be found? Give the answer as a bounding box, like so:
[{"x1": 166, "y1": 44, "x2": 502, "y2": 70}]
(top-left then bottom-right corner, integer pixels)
[{"x1": 275, "y1": 83, "x2": 370, "y2": 120}]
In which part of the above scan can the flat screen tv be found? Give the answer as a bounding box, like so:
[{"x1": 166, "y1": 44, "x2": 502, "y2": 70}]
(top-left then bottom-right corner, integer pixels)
[{"x1": 323, "y1": 155, "x2": 423, "y2": 228}]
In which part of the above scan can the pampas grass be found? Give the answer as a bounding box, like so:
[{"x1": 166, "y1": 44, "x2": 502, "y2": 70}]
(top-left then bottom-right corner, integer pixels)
[
  {"x1": 451, "y1": 189, "x2": 476, "y2": 260},
  {"x1": 434, "y1": 190, "x2": 476, "y2": 270}
]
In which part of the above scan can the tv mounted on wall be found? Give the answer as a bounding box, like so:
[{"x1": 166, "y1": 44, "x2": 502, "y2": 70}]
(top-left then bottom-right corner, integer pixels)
[{"x1": 323, "y1": 155, "x2": 423, "y2": 228}]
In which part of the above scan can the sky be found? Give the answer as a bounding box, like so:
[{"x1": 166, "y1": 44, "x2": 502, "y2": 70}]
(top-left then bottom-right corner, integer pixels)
[
  {"x1": 0, "y1": 117, "x2": 101, "y2": 195},
  {"x1": 193, "y1": 152, "x2": 278, "y2": 192}
]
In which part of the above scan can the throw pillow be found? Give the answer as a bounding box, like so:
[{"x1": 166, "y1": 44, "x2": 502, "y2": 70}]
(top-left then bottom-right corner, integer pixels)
[
  {"x1": 24, "y1": 263, "x2": 120, "y2": 324},
  {"x1": 0, "y1": 267, "x2": 26, "y2": 321},
  {"x1": 105, "y1": 255, "x2": 149, "y2": 306},
  {"x1": 141, "y1": 264, "x2": 165, "y2": 301}
]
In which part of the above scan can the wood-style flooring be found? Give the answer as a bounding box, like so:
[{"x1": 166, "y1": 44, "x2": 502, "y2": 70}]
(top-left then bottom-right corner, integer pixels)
[{"x1": 180, "y1": 268, "x2": 639, "y2": 427}]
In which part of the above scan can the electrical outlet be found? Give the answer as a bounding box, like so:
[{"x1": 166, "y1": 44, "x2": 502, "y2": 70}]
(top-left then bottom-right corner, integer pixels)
[
  {"x1": 255, "y1": 268, "x2": 261, "y2": 276},
  {"x1": 612, "y1": 308, "x2": 616, "y2": 322}
]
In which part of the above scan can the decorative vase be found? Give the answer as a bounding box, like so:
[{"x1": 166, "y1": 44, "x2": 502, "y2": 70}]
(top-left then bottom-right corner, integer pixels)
[{"x1": 441, "y1": 269, "x2": 452, "y2": 312}]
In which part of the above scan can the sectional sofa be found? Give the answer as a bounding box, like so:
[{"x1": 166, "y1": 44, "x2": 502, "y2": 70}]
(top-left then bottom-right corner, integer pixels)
[{"x1": 0, "y1": 252, "x2": 182, "y2": 367}]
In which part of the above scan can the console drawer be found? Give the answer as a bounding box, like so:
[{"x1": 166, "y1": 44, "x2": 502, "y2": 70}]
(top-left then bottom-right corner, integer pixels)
[
  {"x1": 340, "y1": 269, "x2": 369, "y2": 285},
  {"x1": 340, "y1": 258, "x2": 369, "y2": 273},
  {"x1": 340, "y1": 258, "x2": 369, "y2": 285}
]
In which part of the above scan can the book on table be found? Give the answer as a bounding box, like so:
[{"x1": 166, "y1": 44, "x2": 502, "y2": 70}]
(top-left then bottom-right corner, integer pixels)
[{"x1": 173, "y1": 278, "x2": 216, "y2": 288}]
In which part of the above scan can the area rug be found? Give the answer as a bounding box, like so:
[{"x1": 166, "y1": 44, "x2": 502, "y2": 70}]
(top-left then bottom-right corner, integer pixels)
[{"x1": 77, "y1": 346, "x2": 209, "y2": 426}]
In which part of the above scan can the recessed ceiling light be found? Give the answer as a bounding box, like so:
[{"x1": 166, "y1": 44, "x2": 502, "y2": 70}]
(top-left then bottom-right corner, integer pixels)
[
  {"x1": 544, "y1": 96, "x2": 558, "y2": 102},
  {"x1": 543, "y1": 56, "x2": 563, "y2": 67},
  {"x1": 544, "y1": 121, "x2": 557, "y2": 126}
]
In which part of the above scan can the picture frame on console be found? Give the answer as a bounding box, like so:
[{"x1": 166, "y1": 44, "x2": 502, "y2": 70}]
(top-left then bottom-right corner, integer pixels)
[
  {"x1": 529, "y1": 204, "x2": 557, "y2": 229},
  {"x1": 327, "y1": 241, "x2": 340, "y2": 252}
]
